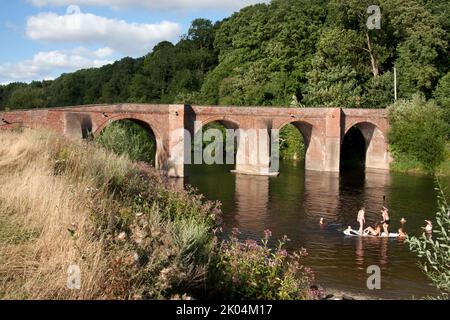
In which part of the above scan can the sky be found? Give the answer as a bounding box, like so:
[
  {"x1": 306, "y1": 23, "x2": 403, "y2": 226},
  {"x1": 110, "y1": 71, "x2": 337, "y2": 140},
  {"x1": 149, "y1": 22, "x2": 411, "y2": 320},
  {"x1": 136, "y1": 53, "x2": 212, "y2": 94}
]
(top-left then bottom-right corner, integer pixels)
[{"x1": 0, "y1": 0, "x2": 268, "y2": 84}]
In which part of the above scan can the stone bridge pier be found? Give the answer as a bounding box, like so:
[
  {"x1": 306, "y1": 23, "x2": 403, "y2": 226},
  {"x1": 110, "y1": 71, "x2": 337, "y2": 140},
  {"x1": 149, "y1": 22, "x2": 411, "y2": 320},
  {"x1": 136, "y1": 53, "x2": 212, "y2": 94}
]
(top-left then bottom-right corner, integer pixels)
[{"x1": 0, "y1": 104, "x2": 391, "y2": 177}]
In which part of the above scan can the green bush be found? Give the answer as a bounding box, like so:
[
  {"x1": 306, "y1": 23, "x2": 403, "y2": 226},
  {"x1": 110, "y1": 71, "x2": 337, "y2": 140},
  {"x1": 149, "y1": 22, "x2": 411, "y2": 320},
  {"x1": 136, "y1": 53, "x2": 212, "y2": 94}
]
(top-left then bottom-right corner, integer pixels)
[
  {"x1": 280, "y1": 124, "x2": 305, "y2": 161},
  {"x1": 406, "y1": 182, "x2": 450, "y2": 299},
  {"x1": 211, "y1": 229, "x2": 317, "y2": 300},
  {"x1": 388, "y1": 95, "x2": 448, "y2": 171},
  {"x1": 95, "y1": 120, "x2": 156, "y2": 165},
  {"x1": 434, "y1": 72, "x2": 450, "y2": 125}
]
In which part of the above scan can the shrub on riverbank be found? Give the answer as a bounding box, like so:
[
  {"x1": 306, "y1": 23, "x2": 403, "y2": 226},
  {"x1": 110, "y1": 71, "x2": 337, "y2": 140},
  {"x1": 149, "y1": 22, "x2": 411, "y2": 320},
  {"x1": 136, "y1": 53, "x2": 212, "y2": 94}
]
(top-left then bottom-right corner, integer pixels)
[
  {"x1": 388, "y1": 95, "x2": 449, "y2": 172},
  {"x1": 406, "y1": 182, "x2": 450, "y2": 299},
  {"x1": 209, "y1": 229, "x2": 316, "y2": 300}
]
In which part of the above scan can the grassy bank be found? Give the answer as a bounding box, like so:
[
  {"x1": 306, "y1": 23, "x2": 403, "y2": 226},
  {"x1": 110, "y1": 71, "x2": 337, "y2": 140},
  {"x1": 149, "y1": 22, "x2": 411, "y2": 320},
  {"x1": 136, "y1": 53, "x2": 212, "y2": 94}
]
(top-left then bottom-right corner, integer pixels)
[
  {"x1": 0, "y1": 129, "x2": 315, "y2": 300},
  {"x1": 0, "y1": 128, "x2": 220, "y2": 299}
]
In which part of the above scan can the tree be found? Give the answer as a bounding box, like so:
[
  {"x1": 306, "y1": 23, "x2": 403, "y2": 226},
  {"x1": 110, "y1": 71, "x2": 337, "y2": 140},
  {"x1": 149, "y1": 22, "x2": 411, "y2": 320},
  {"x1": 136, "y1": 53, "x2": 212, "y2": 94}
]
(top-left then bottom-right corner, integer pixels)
[
  {"x1": 305, "y1": 0, "x2": 447, "y2": 107},
  {"x1": 0, "y1": 85, "x2": 5, "y2": 111},
  {"x1": 199, "y1": 0, "x2": 327, "y2": 106},
  {"x1": 7, "y1": 85, "x2": 44, "y2": 109},
  {"x1": 433, "y1": 72, "x2": 450, "y2": 124},
  {"x1": 304, "y1": 29, "x2": 364, "y2": 107},
  {"x1": 388, "y1": 95, "x2": 448, "y2": 170},
  {"x1": 385, "y1": 0, "x2": 446, "y2": 98}
]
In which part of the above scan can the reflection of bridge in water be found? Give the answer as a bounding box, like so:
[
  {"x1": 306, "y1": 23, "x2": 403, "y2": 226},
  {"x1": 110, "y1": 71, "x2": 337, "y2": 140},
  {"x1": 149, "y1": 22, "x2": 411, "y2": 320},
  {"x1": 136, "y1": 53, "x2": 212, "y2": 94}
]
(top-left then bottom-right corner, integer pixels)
[
  {"x1": 0, "y1": 104, "x2": 391, "y2": 177},
  {"x1": 227, "y1": 167, "x2": 391, "y2": 236}
]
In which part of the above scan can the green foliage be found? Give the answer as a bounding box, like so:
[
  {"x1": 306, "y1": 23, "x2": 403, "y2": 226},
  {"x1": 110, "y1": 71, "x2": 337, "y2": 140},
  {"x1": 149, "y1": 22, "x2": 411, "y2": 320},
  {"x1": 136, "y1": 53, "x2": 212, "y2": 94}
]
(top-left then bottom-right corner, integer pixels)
[
  {"x1": 388, "y1": 95, "x2": 448, "y2": 170},
  {"x1": 280, "y1": 124, "x2": 305, "y2": 161},
  {"x1": 199, "y1": 0, "x2": 327, "y2": 106},
  {"x1": 95, "y1": 120, "x2": 156, "y2": 165},
  {"x1": 211, "y1": 229, "x2": 316, "y2": 300},
  {"x1": 406, "y1": 182, "x2": 450, "y2": 298},
  {"x1": 434, "y1": 72, "x2": 450, "y2": 124},
  {"x1": 304, "y1": 0, "x2": 447, "y2": 107},
  {"x1": 6, "y1": 83, "x2": 45, "y2": 109}
]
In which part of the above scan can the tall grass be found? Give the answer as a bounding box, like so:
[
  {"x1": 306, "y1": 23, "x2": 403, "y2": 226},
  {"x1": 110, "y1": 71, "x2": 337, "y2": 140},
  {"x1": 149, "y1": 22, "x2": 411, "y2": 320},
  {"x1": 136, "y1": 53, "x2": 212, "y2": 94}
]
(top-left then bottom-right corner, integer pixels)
[
  {"x1": 0, "y1": 129, "x2": 316, "y2": 300},
  {"x1": 0, "y1": 129, "x2": 219, "y2": 299}
]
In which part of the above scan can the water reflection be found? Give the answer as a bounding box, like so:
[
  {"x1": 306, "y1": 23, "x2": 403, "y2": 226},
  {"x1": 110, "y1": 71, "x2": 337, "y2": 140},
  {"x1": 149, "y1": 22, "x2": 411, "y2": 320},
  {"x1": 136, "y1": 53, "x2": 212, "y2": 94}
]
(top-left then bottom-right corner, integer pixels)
[
  {"x1": 185, "y1": 162, "x2": 441, "y2": 299},
  {"x1": 234, "y1": 175, "x2": 270, "y2": 235}
]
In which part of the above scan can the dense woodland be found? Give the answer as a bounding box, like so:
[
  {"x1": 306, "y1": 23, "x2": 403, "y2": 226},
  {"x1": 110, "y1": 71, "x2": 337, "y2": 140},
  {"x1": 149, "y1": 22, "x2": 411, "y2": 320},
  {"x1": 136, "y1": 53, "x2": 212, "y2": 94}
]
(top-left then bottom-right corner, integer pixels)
[{"x1": 0, "y1": 0, "x2": 448, "y2": 111}]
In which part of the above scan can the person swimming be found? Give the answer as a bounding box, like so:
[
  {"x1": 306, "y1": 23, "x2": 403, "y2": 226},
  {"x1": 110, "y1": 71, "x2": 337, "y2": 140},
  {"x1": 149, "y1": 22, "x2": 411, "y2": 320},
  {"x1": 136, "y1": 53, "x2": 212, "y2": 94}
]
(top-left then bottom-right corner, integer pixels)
[
  {"x1": 400, "y1": 217, "x2": 407, "y2": 224},
  {"x1": 423, "y1": 220, "x2": 433, "y2": 233},
  {"x1": 320, "y1": 217, "x2": 324, "y2": 225},
  {"x1": 398, "y1": 228, "x2": 407, "y2": 238}
]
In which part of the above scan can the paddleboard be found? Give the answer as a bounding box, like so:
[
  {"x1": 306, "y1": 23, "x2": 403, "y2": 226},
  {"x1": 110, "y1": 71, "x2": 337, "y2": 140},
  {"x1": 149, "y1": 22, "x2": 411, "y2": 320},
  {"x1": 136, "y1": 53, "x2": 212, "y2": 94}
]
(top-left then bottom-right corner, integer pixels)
[{"x1": 343, "y1": 229, "x2": 399, "y2": 238}]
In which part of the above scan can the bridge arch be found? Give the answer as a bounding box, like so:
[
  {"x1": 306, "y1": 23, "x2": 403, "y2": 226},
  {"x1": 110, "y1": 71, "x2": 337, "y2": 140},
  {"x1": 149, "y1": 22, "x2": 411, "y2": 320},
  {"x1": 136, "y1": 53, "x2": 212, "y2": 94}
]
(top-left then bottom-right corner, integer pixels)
[
  {"x1": 191, "y1": 116, "x2": 242, "y2": 167},
  {"x1": 94, "y1": 116, "x2": 165, "y2": 169},
  {"x1": 342, "y1": 121, "x2": 390, "y2": 170},
  {"x1": 194, "y1": 116, "x2": 241, "y2": 134},
  {"x1": 276, "y1": 119, "x2": 321, "y2": 171}
]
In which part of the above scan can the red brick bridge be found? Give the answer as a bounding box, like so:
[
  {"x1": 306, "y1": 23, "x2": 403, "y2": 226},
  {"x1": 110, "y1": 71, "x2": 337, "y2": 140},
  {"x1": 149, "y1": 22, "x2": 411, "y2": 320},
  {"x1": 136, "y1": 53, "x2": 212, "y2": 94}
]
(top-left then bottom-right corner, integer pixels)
[{"x1": 0, "y1": 104, "x2": 391, "y2": 177}]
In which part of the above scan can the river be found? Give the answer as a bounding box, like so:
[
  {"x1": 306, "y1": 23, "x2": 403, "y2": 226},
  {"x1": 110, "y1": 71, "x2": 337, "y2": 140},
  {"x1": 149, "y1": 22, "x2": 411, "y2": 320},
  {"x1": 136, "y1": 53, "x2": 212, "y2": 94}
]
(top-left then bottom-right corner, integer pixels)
[{"x1": 182, "y1": 161, "x2": 445, "y2": 299}]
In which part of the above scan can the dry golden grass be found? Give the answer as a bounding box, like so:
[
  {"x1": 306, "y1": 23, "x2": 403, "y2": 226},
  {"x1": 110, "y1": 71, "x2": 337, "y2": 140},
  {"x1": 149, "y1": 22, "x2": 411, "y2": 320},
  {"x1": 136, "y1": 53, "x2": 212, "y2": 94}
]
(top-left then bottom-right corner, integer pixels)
[
  {"x1": 0, "y1": 129, "x2": 113, "y2": 299},
  {"x1": 0, "y1": 129, "x2": 219, "y2": 300}
]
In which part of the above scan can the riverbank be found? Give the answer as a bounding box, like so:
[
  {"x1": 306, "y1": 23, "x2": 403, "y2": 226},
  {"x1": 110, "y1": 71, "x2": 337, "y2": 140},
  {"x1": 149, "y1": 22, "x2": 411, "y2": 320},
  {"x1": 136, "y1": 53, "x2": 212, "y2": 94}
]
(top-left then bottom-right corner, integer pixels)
[
  {"x1": 390, "y1": 142, "x2": 450, "y2": 176},
  {"x1": 0, "y1": 128, "x2": 222, "y2": 299},
  {"x1": 0, "y1": 129, "x2": 316, "y2": 300}
]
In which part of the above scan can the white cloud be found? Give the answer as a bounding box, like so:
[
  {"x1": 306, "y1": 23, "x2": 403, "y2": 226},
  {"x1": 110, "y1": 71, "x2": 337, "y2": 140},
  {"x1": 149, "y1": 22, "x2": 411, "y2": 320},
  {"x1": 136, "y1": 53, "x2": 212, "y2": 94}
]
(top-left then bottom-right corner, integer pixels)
[
  {"x1": 28, "y1": 0, "x2": 268, "y2": 11},
  {"x1": 0, "y1": 47, "x2": 114, "y2": 84},
  {"x1": 26, "y1": 9, "x2": 182, "y2": 56}
]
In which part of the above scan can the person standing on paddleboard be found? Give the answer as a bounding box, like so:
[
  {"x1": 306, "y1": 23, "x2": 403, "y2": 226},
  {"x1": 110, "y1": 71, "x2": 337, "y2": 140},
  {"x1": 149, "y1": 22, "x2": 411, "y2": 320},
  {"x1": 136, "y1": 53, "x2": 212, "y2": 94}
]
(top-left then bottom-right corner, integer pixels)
[
  {"x1": 357, "y1": 207, "x2": 365, "y2": 235},
  {"x1": 381, "y1": 206, "x2": 390, "y2": 235}
]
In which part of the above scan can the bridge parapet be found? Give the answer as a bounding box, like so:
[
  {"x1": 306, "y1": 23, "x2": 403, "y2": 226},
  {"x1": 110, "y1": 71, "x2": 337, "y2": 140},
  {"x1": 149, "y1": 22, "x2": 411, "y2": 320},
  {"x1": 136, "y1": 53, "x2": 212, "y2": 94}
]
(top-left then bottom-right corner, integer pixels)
[{"x1": 0, "y1": 104, "x2": 392, "y2": 177}]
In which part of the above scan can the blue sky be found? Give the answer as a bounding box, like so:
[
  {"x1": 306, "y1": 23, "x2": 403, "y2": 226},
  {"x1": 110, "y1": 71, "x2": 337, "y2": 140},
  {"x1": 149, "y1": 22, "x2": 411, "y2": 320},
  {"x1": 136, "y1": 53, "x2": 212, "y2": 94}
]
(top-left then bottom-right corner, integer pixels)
[{"x1": 0, "y1": 0, "x2": 268, "y2": 84}]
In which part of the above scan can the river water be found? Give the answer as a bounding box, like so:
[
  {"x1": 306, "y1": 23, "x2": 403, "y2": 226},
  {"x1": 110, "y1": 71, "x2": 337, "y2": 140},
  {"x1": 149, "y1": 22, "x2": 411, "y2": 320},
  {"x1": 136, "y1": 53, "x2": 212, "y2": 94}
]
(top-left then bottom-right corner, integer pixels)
[{"x1": 183, "y1": 161, "x2": 445, "y2": 299}]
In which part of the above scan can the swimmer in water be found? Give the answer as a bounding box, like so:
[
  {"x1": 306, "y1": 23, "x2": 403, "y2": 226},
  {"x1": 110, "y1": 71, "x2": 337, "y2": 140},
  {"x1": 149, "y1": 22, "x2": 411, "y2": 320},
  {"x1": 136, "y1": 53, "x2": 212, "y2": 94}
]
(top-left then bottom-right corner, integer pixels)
[
  {"x1": 398, "y1": 228, "x2": 407, "y2": 239},
  {"x1": 423, "y1": 220, "x2": 433, "y2": 233},
  {"x1": 400, "y1": 217, "x2": 407, "y2": 224},
  {"x1": 320, "y1": 217, "x2": 324, "y2": 225}
]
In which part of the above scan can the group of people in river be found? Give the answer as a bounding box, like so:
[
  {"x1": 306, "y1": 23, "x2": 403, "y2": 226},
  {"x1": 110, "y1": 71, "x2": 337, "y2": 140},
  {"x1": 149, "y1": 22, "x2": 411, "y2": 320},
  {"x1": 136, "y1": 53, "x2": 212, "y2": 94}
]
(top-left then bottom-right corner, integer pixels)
[
  {"x1": 355, "y1": 206, "x2": 405, "y2": 238},
  {"x1": 320, "y1": 206, "x2": 434, "y2": 238},
  {"x1": 354, "y1": 206, "x2": 432, "y2": 238}
]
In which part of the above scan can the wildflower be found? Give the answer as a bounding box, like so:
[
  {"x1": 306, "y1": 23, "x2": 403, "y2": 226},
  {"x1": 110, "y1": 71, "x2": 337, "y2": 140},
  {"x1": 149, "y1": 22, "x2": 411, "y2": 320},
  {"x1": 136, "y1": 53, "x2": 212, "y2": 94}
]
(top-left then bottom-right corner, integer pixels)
[{"x1": 264, "y1": 229, "x2": 272, "y2": 240}]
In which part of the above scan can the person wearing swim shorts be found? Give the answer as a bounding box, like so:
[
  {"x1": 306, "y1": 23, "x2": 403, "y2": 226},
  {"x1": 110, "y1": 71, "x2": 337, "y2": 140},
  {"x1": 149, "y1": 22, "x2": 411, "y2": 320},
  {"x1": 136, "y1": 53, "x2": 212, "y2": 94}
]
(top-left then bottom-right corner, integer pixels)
[{"x1": 380, "y1": 206, "x2": 390, "y2": 235}]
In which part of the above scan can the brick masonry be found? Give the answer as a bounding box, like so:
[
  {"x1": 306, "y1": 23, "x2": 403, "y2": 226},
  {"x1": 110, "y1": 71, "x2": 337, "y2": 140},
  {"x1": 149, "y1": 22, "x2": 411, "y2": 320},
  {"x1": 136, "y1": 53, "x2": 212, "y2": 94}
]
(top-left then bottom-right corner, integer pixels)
[{"x1": 0, "y1": 104, "x2": 391, "y2": 177}]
